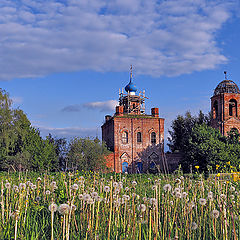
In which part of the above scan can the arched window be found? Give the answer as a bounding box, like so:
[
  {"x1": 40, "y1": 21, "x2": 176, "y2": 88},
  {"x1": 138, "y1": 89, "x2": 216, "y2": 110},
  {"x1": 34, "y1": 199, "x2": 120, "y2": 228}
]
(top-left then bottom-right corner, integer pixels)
[
  {"x1": 229, "y1": 99, "x2": 237, "y2": 117},
  {"x1": 151, "y1": 132, "x2": 156, "y2": 144},
  {"x1": 122, "y1": 131, "x2": 128, "y2": 144},
  {"x1": 213, "y1": 100, "x2": 218, "y2": 119},
  {"x1": 137, "y1": 132, "x2": 142, "y2": 143}
]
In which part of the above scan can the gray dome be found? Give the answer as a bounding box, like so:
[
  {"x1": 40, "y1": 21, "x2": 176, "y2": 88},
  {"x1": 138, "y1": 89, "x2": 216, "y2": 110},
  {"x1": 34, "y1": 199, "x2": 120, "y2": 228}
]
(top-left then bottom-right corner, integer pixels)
[{"x1": 214, "y1": 80, "x2": 240, "y2": 96}]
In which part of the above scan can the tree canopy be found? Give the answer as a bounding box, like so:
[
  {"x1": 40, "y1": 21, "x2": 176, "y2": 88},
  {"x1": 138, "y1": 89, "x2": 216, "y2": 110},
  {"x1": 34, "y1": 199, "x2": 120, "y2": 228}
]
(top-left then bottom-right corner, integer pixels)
[
  {"x1": 168, "y1": 111, "x2": 240, "y2": 173},
  {"x1": 67, "y1": 137, "x2": 109, "y2": 171},
  {"x1": 0, "y1": 88, "x2": 58, "y2": 171}
]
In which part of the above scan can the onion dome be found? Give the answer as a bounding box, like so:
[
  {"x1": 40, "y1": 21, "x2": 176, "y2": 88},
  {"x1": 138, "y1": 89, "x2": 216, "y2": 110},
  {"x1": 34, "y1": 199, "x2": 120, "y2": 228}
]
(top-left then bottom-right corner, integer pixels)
[
  {"x1": 125, "y1": 65, "x2": 137, "y2": 95},
  {"x1": 214, "y1": 79, "x2": 240, "y2": 96},
  {"x1": 125, "y1": 79, "x2": 137, "y2": 93}
]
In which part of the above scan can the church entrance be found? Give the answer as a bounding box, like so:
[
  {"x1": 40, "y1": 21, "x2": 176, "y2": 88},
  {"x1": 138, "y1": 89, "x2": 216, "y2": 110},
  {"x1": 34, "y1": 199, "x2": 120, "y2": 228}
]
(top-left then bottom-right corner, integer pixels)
[{"x1": 122, "y1": 162, "x2": 128, "y2": 173}]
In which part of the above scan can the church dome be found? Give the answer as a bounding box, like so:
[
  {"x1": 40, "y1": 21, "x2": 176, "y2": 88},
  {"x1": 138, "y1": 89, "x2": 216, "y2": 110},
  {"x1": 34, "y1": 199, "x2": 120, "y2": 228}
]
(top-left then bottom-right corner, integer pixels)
[
  {"x1": 214, "y1": 79, "x2": 240, "y2": 96},
  {"x1": 125, "y1": 79, "x2": 137, "y2": 93}
]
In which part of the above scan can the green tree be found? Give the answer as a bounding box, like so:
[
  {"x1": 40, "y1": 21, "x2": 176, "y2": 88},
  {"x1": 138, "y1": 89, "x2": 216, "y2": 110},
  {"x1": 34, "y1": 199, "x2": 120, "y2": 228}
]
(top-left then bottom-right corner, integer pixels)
[
  {"x1": 0, "y1": 88, "x2": 58, "y2": 171},
  {"x1": 181, "y1": 124, "x2": 240, "y2": 173},
  {"x1": 23, "y1": 127, "x2": 58, "y2": 171},
  {"x1": 67, "y1": 137, "x2": 109, "y2": 171},
  {"x1": 168, "y1": 111, "x2": 210, "y2": 152}
]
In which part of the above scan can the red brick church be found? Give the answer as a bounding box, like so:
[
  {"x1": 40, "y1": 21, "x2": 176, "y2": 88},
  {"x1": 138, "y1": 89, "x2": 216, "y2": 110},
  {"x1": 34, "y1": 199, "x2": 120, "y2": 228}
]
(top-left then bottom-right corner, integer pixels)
[
  {"x1": 102, "y1": 67, "x2": 166, "y2": 173},
  {"x1": 102, "y1": 70, "x2": 240, "y2": 173},
  {"x1": 211, "y1": 72, "x2": 240, "y2": 135}
]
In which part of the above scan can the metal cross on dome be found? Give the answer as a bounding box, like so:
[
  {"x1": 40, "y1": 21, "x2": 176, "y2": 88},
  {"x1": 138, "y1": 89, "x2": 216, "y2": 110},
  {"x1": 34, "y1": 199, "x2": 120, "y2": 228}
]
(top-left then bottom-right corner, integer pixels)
[
  {"x1": 130, "y1": 65, "x2": 133, "y2": 81},
  {"x1": 224, "y1": 71, "x2": 228, "y2": 80}
]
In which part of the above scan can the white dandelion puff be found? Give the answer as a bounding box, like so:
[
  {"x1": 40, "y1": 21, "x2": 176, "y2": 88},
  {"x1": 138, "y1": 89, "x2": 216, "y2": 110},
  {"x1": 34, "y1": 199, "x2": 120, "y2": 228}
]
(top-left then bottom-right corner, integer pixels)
[
  {"x1": 199, "y1": 198, "x2": 207, "y2": 206},
  {"x1": 104, "y1": 186, "x2": 110, "y2": 193},
  {"x1": 48, "y1": 203, "x2": 58, "y2": 212},
  {"x1": 132, "y1": 181, "x2": 137, "y2": 187},
  {"x1": 71, "y1": 183, "x2": 79, "y2": 191},
  {"x1": 58, "y1": 204, "x2": 70, "y2": 215},
  {"x1": 211, "y1": 209, "x2": 220, "y2": 219},
  {"x1": 163, "y1": 184, "x2": 172, "y2": 192},
  {"x1": 137, "y1": 204, "x2": 147, "y2": 212},
  {"x1": 5, "y1": 182, "x2": 11, "y2": 189}
]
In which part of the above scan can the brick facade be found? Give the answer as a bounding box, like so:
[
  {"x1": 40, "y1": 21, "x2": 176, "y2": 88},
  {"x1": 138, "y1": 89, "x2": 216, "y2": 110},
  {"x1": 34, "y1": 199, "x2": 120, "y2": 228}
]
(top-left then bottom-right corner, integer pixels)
[
  {"x1": 210, "y1": 79, "x2": 240, "y2": 135},
  {"x1": 101, "y1": 74, "x2": 165, "y2": 173},
  {"x1": 102, "y1": 111, "x2": 165, "y2": 173}
]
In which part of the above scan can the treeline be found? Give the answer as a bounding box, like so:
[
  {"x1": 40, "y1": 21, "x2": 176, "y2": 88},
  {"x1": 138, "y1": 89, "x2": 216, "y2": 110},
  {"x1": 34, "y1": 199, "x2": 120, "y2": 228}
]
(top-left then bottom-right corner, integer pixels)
[
  {"x1": 0, "y1": 89, "x2": 109, "y2": 172},
  {"x1": 168, "y1": 111, "x2": 240, "y2": 173}
]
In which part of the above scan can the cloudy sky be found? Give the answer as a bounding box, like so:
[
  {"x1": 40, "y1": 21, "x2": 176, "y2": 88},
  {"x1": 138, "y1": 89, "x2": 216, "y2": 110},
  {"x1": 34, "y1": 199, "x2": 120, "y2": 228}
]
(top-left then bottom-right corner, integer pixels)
[{"x1": 1, "y1": 0, "x2": 240, "y2": 146}]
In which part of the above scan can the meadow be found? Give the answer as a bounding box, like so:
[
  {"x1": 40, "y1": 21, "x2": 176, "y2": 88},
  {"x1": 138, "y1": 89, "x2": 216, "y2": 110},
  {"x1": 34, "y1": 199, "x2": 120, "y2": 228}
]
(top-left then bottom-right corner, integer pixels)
[{"x1": 0, "y1": 171, "x2": 239, "y2": 240}]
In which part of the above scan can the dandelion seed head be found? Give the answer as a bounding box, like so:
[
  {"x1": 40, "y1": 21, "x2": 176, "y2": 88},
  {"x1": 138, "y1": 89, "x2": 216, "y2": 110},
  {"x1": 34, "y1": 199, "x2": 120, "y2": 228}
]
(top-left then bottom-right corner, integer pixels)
[
  {"x1": 45, "y1": 190, "x2": 51, "y2": 195},
  {"x1": 163, "y1": 184, "x2": 172, "y2": 192},
  {"x1": 58, "y1": 204, "x2": 70, "y2": 215},
  {"x1": 137, "y1": 204, "x2": 147, "y2": 212},
  {"x1": 35, "y1": 196, "x2": 41, "y2": 202},
  {"x1": 230, "y1": 186, "x2": 235, "y2": 192},
  {"x1": 87, "y1": 198, "x2": 94, "y2": 204},
  {"x1": 174, "y1": 187, "x2": 181, "y2": 193},
  {"x1": 71, "y1": 183, "x2": 79, "y2": 191},
  {"x1": 91, "y1": 192, "x2": 98, "y2": 199},
  {"x1": 5, "y1": 182, "x2": 11, "y2": 189},
  {"x1": 149, "y1": 198, "x2": 157, "y2": 206},
  {"x1": 26, "y1": 181, "x2": 31, "y2": 185},
  {"x1": 104, "y1": 186, "x2": 110, "y2": 193},
  {"x1": 208, "y1": 191, "x2": 213, "y2": 200},
  {"x1": 211, "y1": 209, "x2": 220, "y2": 219},
  {"x1": 132, "y1": 181, "x2": 137, "y2": 187},
  {"x1": 175, "y1": 192, "x2": 182, "y2": 198},
  {"x1": 220, "y1": 194, "x2": 226, "y2": 200},
  {"x1": 199, "y1": 198, "x2": 207, "y2": 206},
  {"x1": 176, "y1": 178, "x2": 181, "y2": 184},
  {"x1": 48, "y1": 203, "x2": 58, "y2": 212},
  {"x1": 123, "y1": 195, "x2": 130, "y2": 201},
  {"x1": 192, "y1": 222, "x2": 198, "y2": 230},
  {"x1": 83, "y1": 194, "x2": 91, "y2": 201},
  {"x1": 19, "y1": 183, "x2": 26, "y2": 190}
]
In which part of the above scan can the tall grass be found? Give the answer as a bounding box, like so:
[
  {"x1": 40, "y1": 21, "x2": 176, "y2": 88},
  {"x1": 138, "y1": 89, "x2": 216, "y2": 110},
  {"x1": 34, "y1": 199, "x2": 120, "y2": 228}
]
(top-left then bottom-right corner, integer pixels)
[{"x1": 0, "y1": 171, "x2": 239, "y2": 239}]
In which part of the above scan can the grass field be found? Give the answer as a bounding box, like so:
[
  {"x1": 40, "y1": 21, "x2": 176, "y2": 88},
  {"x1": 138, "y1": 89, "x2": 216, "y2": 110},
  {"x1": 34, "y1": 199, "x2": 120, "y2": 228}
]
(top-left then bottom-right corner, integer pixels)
[{"x1": 0, "y1": 171, "x2": 239, "y2": 239}]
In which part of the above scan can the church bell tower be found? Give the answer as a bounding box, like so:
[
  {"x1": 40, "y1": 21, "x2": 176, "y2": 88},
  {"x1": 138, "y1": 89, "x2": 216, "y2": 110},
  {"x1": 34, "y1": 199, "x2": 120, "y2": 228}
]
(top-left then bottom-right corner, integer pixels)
[{"x1": 211, "y1": 72, "x2": 240, "y2": 135}]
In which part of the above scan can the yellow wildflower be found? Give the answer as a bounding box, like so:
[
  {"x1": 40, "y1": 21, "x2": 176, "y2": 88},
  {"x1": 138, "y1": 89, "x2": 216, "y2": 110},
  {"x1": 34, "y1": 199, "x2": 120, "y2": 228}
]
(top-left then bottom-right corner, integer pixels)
[{"x1": 195, "y1": 166, "x2": 199, "y2": 169}]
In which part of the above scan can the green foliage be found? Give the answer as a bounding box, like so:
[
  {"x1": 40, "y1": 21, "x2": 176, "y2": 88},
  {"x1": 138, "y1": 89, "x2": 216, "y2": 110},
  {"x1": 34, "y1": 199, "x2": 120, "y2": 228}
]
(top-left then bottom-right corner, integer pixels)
[
  {"x1": 168, "y1": 111, "x2": 210, "y2": 152},
  {"x1": 0, "y1": 88, "x2": 58, "y2": 171},
  {"x1": 67, "y1": 137, "x2": 109, "y2": 171},
  {"x1": 169, "y1": 111, "x2": 240, "y2": 173}
]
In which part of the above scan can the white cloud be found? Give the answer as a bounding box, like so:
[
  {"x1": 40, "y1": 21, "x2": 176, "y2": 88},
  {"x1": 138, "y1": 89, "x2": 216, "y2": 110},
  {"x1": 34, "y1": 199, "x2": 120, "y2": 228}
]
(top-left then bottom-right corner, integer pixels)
[
  {"x1": 62, "y1": 100, "x2": 118, "y2": 112},
  {"x1": 0, "y1": 0, "x2": 237, "y2": 80},
  {"x1": 35, "y1": 125, "x2": 99, "y2": 139},
  {"x1": 83, "y1": 100, "x2": 118, "y2": 112}
]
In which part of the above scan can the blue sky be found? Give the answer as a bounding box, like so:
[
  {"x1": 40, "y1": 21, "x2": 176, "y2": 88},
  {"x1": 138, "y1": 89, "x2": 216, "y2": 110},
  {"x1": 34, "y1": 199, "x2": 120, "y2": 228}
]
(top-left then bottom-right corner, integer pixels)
[{"x1": 0, "y1": 0, "x2": 240, "y2": 146}]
